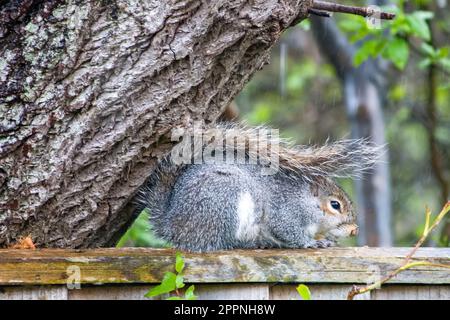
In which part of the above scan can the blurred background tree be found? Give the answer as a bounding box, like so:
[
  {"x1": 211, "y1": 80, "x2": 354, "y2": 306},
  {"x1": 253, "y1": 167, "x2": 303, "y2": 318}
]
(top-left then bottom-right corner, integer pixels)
[{"x1": 119, "y1": 0, "x2": 449, "y2": 248}]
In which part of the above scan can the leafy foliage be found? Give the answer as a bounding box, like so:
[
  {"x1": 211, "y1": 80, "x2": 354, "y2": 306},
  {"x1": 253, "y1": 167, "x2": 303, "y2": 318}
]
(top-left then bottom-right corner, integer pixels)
[
  {"x1": 145, "y1": 252, "x2": 198, "y2": 300},
  {"x1": 116, "y1": 209, "x2": 169, "y2": 248},
  {"x1": 338, "y1": 2, "x2": 449, "y2": 72},
  {"x1": 296, "y1": 284, "x2": 312, "y2": 300}
]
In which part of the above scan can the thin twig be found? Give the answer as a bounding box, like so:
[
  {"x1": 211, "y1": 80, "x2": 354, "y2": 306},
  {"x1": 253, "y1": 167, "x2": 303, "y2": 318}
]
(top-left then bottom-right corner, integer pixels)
[
  {"x1": 347, "y1": 201, "x2": 450, "y2": 300},
  {"x1": 308, "y1": 8, "x2": 332, "y2": 18},
  {"x1": 312, "y1": 1, "x2": 396, "y2": 20}
]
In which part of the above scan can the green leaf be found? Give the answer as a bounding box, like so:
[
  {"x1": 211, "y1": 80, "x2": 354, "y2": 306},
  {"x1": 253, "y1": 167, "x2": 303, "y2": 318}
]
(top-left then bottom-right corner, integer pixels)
[
  {"x1": 436, "y1": 46, "x2": 449, "y2": 59},
  {"x1": 390, "y1": 13, "x2": 411, "y2": 36},
  {"x1": 184, "y1": 285, "x2": 198, "y2": 300},
  {"x1": 421, "y1": 43, "x2": 436, "y2": 57},
  {"x1": 144, "y1": 272, "x2": 177, "y2": 297},
  {"x1": 175, "y1": 252, "x2": 185, "y2": 273},
  {"x1": 353, "y1": 39, "x2": 385, "y2": 66},
  {"x1": 296, "y1": 284, "x2": 311, "y2": 300},
  {"x1": 175, "y1": 274, "x2": 185, "y2": 289},
  {"x1": 382, "y1": 37, "x2": 409, "y2": 70},
  {"x1": 338, "y1": 15, "x2": 375, "y2": 44},
  {"x1": 406, "y1": 15, "x2": 430, "y2": 40},
  {"x1": 350, "y1": 29, "x2": 371, "y2": 43}
]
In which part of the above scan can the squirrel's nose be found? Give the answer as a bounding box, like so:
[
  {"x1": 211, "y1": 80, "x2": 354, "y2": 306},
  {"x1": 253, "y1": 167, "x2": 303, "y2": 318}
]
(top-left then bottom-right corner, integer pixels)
[{"x1": 350, "y1": 226, "x2": 359, "y2": 236}]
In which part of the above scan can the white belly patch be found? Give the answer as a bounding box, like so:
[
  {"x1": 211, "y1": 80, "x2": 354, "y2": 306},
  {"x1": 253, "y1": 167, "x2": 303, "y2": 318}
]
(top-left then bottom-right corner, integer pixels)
[{"x1": 235, "y1": 192, "x2": 259, "y2": 241}]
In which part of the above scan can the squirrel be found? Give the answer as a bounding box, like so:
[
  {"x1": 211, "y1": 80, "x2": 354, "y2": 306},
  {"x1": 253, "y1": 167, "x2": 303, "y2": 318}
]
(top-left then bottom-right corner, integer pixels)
[{"x1": 134, "y1": 123, "x2": 381, "y2": 252}]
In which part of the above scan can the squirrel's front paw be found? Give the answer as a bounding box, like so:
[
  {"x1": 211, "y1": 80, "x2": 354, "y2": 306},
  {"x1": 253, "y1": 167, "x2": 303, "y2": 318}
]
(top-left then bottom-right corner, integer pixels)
[{"x1": 307, "y1": 239, "x2": 335, "y2": 248}]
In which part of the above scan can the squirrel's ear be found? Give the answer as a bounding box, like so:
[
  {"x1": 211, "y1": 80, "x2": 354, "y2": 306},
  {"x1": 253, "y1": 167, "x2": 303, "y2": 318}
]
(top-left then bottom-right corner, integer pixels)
[
  {"x1": 279, "y1": 138, "x2": 385, "y2": 179},
  {"x1": 310, "y1": 183, "x2": 319, "y2": 197}
]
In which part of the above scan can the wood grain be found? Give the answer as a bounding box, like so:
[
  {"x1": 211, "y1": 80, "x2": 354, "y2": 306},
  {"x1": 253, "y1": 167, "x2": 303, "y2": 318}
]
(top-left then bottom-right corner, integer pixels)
[
  {"x1": 0, "y1": 247, "x2": 448, "y2": 285},
  {"x1": 68, "y1": 285, "x2": 153, "y2": 300},
  {"x1": 195, "y1": 284, "x2": 270, "y2": 300},
  {"x1": 270, "y1": 284, "x2": 371, "y2": 300},
  {"x1": 0, "y1": 286, "x2": 68, "y2": 300},
  {"x1": 371, "y1": 285, "x2": 450, "y2": 300},
  {"x1": 0, "y1": 0, "x2": 312, "y2": 249},
  {"x1": 56, "y1": 284, "x2": 270, "y2": 300},
  {"x1": 1, "y1": 283, "x2": 448, "y2": 300}
]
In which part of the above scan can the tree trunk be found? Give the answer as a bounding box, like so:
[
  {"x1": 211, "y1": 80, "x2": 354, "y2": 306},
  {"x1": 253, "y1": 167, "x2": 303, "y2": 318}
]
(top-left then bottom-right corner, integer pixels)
[{"x1": 0, "y1": 0, "x2": 311, "y2": 248}]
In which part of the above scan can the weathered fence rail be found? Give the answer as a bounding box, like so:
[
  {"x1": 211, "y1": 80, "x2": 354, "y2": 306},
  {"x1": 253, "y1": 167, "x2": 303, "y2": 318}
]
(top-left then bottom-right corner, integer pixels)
[{"x1": 0, "y1": 247, "x2": 448, "y2": 300}]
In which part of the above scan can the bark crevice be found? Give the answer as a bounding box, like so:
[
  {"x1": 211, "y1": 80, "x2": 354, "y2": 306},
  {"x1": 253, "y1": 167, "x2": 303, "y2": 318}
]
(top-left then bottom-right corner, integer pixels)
[{"x1": 1, "y1": 0, "x2": 312, "y2": 248}]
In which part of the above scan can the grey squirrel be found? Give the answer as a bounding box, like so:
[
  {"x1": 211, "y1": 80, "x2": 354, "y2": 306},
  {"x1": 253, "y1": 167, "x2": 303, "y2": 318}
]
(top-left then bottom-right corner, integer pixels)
[{"x1": 135, "y1": 123, "x2": 381, "y2": 252}]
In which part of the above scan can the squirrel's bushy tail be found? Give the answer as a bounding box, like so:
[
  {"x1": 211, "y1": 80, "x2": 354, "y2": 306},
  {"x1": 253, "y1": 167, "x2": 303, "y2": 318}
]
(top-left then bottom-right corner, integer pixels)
[
  {"x1": 214, "y1": 123, "x2": 384, "y2": 181},
  {"x1": 134, "y1": 122, "x2": 383, "y2": 217},
  {"x1": 277, "y1": 137, "x2": 384, "y2": 180},
  {"x1": 133, "y1": 157, "x2": 185, "y2": 222}
]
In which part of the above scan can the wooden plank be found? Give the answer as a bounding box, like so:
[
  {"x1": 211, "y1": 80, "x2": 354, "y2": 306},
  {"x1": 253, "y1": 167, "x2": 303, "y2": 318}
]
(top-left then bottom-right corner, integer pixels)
[
  {"x1": 69, "y1": 285, "x2": 153, "y2": 300},
  {"x1": 372, "y1": 285, "x2": 450, "y2": 300},
  {"x1": 0, "y1": 247, "x2": 448, "y2": 285},
  {"x1": 269, "y1": 284, "x2": 450, "y2": 300},
  {"x1": 270, "y1": 284, "x2": 370, "y2": 300},
  {"x1": 69, "y1": 284, "x2": 270, "y2": 300},
  {"x1": 0, "y1": 285, "x2": 67, "y2": 300},
  {"x1": 1, "y1": 283, "x2": 448, "y2": 300},
  {"x1": 195, "y1": 284, "x2": 270, "y2": 300}
]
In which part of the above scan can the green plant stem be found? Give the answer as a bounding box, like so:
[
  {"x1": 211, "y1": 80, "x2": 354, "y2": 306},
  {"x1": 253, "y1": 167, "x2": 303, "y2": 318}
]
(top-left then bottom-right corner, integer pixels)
[{"x1": 347, "y1": 201, "x2": 450, "y2": 300}]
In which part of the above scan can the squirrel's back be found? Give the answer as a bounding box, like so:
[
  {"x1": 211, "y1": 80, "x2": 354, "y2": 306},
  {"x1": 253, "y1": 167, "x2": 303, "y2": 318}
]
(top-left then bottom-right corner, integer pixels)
[
  {"x1": 157, "y1": 164, "x2": 265, "y2": 251},
  {"x1": 141, "y1": 162, "x2": 316, "y2": 251},
  {"x1": 134, "y1": 123, "x2": 381, "y2": 252}
]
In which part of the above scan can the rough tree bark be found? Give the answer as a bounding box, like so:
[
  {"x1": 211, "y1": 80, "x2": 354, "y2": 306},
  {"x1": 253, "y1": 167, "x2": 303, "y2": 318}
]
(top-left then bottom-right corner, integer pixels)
[{"x1": 0, "y1": 0, "x2": 312, "y2": 248}]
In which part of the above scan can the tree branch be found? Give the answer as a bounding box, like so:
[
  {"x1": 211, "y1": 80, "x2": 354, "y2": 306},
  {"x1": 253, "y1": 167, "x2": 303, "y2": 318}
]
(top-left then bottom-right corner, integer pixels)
[
  {"x1": 311, "y1": 1, "x2": 396, "y2": 20},
  {"x1": 308, "y1": 8, "x2": 332, "y2": 18}
]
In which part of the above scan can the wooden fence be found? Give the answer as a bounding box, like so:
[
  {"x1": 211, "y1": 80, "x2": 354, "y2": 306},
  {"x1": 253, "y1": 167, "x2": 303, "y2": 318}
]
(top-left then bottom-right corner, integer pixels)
[{"x1": 0, "y1": 247, "x2": 448, "y2": 300}]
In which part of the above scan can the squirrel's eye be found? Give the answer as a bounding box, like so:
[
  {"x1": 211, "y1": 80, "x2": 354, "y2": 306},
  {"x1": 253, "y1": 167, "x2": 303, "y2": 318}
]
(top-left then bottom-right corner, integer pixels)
[{"x1": 330, "y1": 200, "x2": 341, "y2": 211}]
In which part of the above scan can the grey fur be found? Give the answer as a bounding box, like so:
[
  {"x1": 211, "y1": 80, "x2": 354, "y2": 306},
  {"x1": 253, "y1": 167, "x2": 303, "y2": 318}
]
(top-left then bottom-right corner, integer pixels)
[{"x1": 134, "y1": 124, "x2": 380, "y2": 252}]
